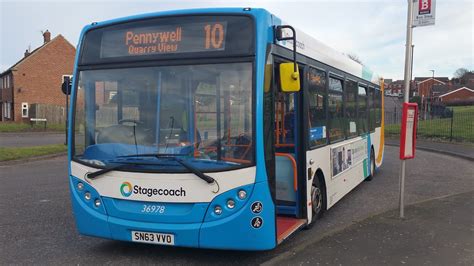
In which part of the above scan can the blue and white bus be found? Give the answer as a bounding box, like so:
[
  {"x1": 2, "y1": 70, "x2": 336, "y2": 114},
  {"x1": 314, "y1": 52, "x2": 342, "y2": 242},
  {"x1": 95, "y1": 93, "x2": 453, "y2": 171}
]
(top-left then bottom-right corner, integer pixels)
[{"x1": 67, "y1": 8, "x2": 385, "y2": 251}]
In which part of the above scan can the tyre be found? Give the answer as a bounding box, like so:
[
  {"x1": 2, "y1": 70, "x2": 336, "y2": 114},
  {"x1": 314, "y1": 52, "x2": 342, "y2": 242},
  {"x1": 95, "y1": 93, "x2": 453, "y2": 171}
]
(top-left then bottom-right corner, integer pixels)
[
  {"x1": 305, "y1": 176, "x2": 325, "y2": 229},
  {"x1": 366, "y1": 148, "x2": 375, "y2": 181}
]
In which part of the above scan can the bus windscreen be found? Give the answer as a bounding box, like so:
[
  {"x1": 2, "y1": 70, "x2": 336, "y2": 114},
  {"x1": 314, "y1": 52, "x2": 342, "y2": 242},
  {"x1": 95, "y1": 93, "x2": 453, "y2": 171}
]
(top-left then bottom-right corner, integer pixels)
[{"x1": 80, "y1": 16, "x2": 254, "y2": 64}]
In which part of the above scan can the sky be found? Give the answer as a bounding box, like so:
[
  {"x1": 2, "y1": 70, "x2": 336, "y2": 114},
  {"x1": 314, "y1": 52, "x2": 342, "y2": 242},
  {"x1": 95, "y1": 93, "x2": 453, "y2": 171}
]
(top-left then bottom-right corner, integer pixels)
[{"x1": 0, "y1": 0, "x2": 472, "y2": 80}]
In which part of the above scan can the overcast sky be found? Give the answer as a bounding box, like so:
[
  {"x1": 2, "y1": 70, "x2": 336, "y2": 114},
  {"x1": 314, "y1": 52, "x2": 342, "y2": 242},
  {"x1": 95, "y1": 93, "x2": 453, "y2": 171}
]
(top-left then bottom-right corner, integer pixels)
[{"x1": 0, "y1": 0, "x2": 472, "y2": 80}]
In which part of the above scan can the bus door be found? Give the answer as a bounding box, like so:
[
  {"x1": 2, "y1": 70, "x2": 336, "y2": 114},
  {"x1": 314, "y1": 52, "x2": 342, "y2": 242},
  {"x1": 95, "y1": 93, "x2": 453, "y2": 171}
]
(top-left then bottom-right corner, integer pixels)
[{"x1": 273, "y1": 61, "x2": 307, "y2": 243}]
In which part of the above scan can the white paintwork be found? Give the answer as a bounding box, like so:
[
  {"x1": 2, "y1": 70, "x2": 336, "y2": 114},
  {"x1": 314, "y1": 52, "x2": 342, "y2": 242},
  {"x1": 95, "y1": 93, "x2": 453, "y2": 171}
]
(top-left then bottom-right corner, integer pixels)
[
  {"x1": 276, "y1": 24, "x2": 381, "y2": 85},
  {"x1": 306, "y1": 130, "x2": 382, "y2": 214},
  {"x1": 71, "y1": 161, "x2": 256, "y2": 203}
]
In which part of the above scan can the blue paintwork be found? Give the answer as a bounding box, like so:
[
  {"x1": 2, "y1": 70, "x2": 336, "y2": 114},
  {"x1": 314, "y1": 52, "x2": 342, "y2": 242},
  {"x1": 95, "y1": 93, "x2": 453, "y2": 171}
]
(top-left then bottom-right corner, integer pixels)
[
  {"x1": 67, "y1": 8, "x2": 278, "y2": 250},
  {"x1": 200, "y1": 181, "x2": 276, "y2": 250},
  {"x1": 204, "y1": 184, "x2": 254, "y2": 222},
  {"x1": 69, "y1": 176, "x2": 111, "y2": 238}
]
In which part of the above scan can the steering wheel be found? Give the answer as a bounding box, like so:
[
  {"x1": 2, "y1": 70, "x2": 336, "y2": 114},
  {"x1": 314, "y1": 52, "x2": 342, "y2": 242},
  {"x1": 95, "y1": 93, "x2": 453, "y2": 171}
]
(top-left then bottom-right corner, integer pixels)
[
  {"x1": 118, "y1": 119, "x2": 143, "y2": 126},
  {"x1": 233, "y1": 133, "x2": 252, "y2": 159}
]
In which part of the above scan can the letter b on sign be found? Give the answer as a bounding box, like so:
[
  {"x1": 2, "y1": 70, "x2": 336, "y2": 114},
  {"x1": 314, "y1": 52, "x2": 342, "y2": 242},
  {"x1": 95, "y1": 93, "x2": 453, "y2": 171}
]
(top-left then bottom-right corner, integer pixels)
[{"x1": 420, "y1": 0, "x2": 431, "y2": 14}]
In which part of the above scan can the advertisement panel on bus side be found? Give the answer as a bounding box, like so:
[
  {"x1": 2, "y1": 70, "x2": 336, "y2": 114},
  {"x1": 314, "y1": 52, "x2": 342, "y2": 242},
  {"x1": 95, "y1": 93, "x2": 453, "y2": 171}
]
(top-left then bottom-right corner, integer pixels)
[{"x1": 331, "y1": 138, "x2": 367, "y2": 177}]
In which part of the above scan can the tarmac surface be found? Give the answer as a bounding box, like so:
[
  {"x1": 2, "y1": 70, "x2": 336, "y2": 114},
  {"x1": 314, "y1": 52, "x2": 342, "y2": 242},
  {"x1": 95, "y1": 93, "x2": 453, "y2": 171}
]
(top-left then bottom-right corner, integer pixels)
[
  {"x1": 0, "y1": 132, "x2": 65, "y2": 147},
  {"x1": 268, "y1": 191, "x2": 474, "y2": 265},
  {"x1": 0, "y1": 145, "x2": 473, "y2": 264}
]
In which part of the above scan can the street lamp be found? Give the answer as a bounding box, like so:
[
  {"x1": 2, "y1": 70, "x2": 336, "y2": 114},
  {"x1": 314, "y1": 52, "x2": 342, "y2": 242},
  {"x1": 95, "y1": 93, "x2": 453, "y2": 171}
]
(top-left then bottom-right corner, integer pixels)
[{"x1": 427, "y1": 69, "x2": 435, "y2": 118}]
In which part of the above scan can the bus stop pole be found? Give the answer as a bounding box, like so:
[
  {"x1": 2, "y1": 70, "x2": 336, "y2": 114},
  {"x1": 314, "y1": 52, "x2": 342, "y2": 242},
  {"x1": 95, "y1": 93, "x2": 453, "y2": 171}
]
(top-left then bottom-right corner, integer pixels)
[{"x1": 399, "y1": 0, "x2": 414, "y2": 219}]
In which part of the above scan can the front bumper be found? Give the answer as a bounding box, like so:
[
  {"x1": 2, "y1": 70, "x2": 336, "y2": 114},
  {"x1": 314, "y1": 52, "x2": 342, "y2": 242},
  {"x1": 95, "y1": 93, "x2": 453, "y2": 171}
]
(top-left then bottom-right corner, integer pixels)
[{"x1": 69, "y1": 176, "x2": 276, "y2": 250}]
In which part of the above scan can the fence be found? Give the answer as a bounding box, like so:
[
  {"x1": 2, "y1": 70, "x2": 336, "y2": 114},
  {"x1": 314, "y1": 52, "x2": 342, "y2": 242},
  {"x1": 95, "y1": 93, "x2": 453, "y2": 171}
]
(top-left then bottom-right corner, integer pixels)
[
  {"x1": 29, "y1": 104, "x2": 66, "y2": 124},
  {"x1": 385, "y1": 109, "x2": 474, "y2": 142}
]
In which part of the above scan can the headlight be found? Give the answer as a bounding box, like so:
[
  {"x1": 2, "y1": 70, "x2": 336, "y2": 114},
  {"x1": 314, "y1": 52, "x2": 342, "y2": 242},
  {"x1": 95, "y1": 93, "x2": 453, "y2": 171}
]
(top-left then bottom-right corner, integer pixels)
[
  {"x1": 227, "y1": 199, "x2": 235, "y2": 209},
  {"x1": 238, "y1": 190, "x2": 247, "y2": 200},
  {"x1": 94, "y1": 199, "x2": 101, "y2": 207},
  {"x1": 77, "y1": 182, "x2": 84, "y2": 191},
  {"x1": 214, "y1": 205, "x2": 223, "y2": 215},
  {"x1": 84, "y1": 192, "x2": 91, "y2": 201}
]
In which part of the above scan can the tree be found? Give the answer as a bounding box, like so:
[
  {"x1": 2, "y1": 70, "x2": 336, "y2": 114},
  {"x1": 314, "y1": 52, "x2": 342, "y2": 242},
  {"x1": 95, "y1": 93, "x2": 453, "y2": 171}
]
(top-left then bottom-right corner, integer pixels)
[
  {"x1": 346, "y1": 53, "x2": 363, "y2": 65},
  {"x1": 453, "y1": 68, "x2": 471, "y2": 79}
]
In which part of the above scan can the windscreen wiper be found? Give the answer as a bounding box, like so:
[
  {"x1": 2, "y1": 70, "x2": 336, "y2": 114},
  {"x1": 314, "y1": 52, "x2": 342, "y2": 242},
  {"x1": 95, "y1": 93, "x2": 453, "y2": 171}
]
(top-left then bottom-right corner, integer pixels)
[
  {"x1": 86, "y1": 164, "x2": 125, "y2": 179},
  {"x1": 87, "y1": 154, "x2": 215, "y2": 184}
]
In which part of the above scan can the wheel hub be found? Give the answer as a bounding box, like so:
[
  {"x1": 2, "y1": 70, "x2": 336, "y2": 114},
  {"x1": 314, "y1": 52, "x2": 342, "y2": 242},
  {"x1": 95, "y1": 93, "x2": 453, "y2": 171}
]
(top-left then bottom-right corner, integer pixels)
[{"x1": 311, "y1": 186, "x2": 322, "y2": 214}]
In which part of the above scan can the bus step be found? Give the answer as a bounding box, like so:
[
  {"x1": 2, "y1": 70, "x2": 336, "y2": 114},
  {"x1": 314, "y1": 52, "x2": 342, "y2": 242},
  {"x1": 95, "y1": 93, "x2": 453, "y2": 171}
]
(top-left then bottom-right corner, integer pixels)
[{"x1": 276, "y1": 216, "x2": 306, "y2": 244}]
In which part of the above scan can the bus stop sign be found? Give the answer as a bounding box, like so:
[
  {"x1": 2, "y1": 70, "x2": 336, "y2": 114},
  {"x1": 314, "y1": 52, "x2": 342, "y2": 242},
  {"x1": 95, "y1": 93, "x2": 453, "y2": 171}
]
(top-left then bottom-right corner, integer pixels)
[{"x1": 400, "y1": 103, "x2": 418, "y2": 160}]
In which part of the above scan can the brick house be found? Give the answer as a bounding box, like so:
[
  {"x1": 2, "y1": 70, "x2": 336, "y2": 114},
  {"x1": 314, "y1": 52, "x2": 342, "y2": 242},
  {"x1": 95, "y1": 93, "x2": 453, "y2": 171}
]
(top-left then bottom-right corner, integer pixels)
[
  {"x1": 414, "y1": 77, "x2": 450, "y2": 98},
  {"x1": 0, "y1": 30, "x2": 76, "y2": 122},
  {"x1": 387, "y1": 80, "x2": 404, "y2": 95},
  {"x1": 438, "y1": 86, "x2": 474, "y2": 105},
  {"x1": 385, "y1": 80, "x2": 416, "y2": 96}
]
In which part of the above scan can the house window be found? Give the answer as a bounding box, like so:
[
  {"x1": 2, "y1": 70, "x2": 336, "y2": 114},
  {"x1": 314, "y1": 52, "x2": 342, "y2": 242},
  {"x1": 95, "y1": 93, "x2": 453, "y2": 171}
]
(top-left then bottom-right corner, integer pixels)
[
  {"x1": 21, "y1": 102, "x2": 29, "y2": 118},
  {"x1": 5, "y1": 102, "x2": 11, "y2": 119}
]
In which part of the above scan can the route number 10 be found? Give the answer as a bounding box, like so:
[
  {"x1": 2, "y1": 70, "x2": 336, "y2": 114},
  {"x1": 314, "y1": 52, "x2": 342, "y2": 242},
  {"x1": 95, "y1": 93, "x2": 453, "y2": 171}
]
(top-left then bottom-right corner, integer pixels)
[{"x1": 204, "y1": 23, "x2": 224, "y2": 49}]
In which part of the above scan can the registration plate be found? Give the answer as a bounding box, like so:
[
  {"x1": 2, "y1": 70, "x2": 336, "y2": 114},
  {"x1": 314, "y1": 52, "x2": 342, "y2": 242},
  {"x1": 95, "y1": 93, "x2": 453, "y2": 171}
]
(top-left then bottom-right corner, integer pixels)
[{"x1": 131, "y1": 231, "x2": 175, "y2": 245}]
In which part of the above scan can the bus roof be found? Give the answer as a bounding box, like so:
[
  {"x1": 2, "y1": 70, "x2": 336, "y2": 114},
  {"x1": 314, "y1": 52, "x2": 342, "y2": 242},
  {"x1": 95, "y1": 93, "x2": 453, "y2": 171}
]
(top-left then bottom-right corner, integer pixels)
[
  {"x1": 80, "y1": 7, "x2": 381, "y2": 85},
  {"x1": 273, "y1": 18, "x2": 381, "y2": 86}
]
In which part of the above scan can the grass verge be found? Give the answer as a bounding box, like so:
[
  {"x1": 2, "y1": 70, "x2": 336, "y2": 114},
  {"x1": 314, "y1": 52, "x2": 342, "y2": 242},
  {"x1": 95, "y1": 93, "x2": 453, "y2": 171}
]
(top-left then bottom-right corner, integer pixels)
[
  {"x1": 385, "y1": 115, "x2": 474, "y2": 142},
  {"x1": 0, "y1": 122, "x2": 65, "y2": 133},
  {"x1": 0, "y1": 144, "x2": 67, "y2": 162}
]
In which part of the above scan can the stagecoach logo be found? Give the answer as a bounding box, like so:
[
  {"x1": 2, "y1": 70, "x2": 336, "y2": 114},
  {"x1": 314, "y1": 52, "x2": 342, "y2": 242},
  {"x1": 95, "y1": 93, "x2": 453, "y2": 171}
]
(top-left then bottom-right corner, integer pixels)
[
  {"x1": 119, "y1": 181, "x2": 187, "y2": 198},
  {"x1": 120, "y1": 182, "x2": 133, "y2": 197}
]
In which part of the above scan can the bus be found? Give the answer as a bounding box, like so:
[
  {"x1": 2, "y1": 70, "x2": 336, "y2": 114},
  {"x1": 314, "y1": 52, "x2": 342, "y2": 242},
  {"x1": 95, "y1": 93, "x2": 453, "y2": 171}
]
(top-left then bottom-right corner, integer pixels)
[{"x1": 67, "y1": 8, "x2": 384, "y2": 251}]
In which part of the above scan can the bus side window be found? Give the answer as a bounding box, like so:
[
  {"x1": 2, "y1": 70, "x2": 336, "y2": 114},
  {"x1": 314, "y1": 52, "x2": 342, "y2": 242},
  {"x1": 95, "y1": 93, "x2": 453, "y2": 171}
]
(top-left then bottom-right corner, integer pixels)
[
  {"x1": 344, "y1": 80, "x2": 357, "y2": 138},
  {"x1": 357, "y1": 86, "x2": 368, "y2": 134},
  {"x1": 369, "y1": 87, "x2": 376, "y2": 132},
  {"x1": 328, "y1": 77, "x2": 344, "y2": 142},
  {"x1": 307, "y1": 67, "x2": 327, "y2": 147}
]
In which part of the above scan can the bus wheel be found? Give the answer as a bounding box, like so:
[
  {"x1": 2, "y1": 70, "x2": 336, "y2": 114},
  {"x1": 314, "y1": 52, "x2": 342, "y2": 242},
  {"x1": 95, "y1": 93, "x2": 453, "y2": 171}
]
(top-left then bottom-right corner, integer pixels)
[
  {"x1": 366, "y1": 149, "x2": 375, "y2": 181},
  {"x1": 312, "y1": 177, "x2": 324, "y2": 216},
  {"x1": 311, "y1": 182, "x2": 323, "y2": 217},
  {"x1": 305, "y1": 174, "x2": 326, "y2": 230}
]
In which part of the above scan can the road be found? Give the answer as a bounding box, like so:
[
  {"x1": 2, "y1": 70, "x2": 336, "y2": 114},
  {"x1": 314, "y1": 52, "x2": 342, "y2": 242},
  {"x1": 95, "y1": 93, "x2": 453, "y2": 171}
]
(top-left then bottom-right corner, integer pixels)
[
  {"x1": 0, "y1": 132, "x2": 65, "y2": 147},
  {"x1": 1, "y1": 146, "x2": 473, "y2": 264}
]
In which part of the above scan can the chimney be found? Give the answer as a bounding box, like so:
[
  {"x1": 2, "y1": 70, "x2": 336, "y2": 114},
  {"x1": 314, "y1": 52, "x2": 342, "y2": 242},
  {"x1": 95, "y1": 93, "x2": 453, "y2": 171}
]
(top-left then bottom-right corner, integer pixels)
[
  {"x1": 24, "y1": 49, "x2": 30, "y2": 58},
  {"x1": 43, "y1": 30, "x2": 51, "y2": 43}
]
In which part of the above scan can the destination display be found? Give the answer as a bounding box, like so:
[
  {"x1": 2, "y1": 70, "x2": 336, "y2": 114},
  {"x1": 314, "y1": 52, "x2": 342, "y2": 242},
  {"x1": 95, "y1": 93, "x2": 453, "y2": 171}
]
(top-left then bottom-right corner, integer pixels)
[
  {"x1": 79, "y1": 16, "x2": 254, "y2": 64},
  {"x1": 100, "y1": 22, "x2": 228, "y2": 58}
]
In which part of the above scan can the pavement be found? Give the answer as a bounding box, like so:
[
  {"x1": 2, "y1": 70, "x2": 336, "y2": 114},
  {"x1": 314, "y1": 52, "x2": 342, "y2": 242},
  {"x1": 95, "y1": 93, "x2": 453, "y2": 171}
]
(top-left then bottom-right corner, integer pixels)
[
  {"x1": 386, "y1": 137, "x2": 474, "y2": 161},
  {"x1": 268, "y1": 191, "x2": 474, "y2": 265},
  {"x1": 1, "y1": 146, "x2": 473, "y2": 264},
  {"x1": 0, "y1": 132, "x2": 65, "y2": 147}
]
